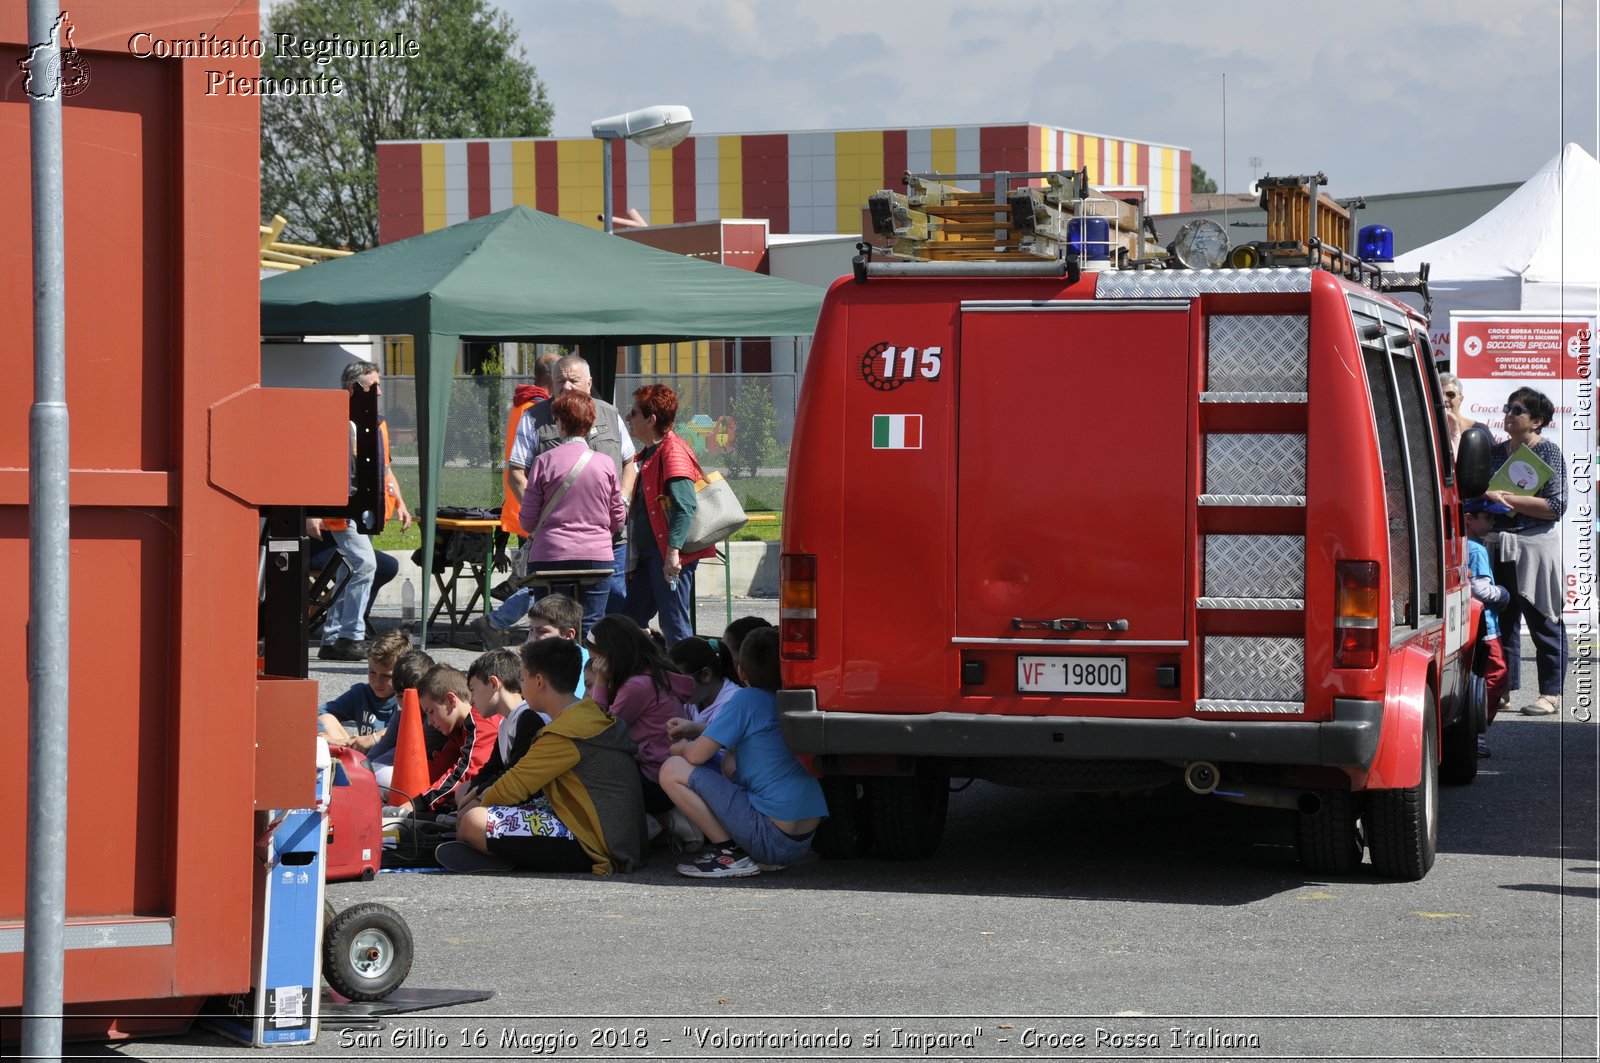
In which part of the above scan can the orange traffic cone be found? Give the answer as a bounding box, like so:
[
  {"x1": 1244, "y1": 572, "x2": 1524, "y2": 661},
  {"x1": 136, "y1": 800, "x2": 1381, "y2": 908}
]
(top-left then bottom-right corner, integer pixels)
[{"x1": 387, "y1": 688, "x2": 431, "y2": 808}]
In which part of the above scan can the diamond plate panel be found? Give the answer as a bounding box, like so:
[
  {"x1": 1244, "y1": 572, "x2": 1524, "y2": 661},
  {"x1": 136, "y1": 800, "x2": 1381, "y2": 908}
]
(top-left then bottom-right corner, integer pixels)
[
  {"x1": 1197, "y1": 597, "x2": 1305, "y2": 610},
  {"x1": 1199, "y1": 392, "x2": 1307, "y2": 403},
  {"x1": 1096, "y1": 267, "x2": 1314, "y2": 299},
  {"x1": 1205, "y1": 434, "x2": 1306, "y2": 497},
  {"x1": 1204, "y1": 535, "x2": 1304, "y2": 598},
  {"x1": 1207, "y1": 316, "x2": 1309, "y2": 393},
  {"x1": 1203, "y1": 636, "x2": 1303, "y2": 702},
  {"x1": 1196, "y1": 699, "x2": 1305, "y2": 714},
  {"x1": 1199, "y1": 494, "x2": 1306, "y2": 507}
]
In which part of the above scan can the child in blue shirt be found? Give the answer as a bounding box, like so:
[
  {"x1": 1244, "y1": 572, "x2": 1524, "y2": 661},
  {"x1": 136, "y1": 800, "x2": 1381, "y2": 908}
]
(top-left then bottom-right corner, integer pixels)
[
  {"x1": 660, "y1": 628, "x2": 828, "y2": 878},
  {"x1": 1463, "y1": 496, "x2": 1512, "y2": 751},
  {"x1": 318, "y1": 629, "x2": 409, "y2": 750}
]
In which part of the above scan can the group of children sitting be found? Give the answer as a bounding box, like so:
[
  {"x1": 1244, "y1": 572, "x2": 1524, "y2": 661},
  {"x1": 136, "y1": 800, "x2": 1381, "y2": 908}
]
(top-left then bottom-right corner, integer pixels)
[{"x1": 318, "y1": 597, "x2": 824, "y2": 880}]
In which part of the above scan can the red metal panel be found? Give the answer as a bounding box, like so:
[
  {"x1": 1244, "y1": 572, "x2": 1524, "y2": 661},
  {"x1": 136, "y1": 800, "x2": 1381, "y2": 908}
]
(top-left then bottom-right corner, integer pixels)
[
  {"x1": 1136, "y1": 142, "x2": 1150, "y2": 194},
  {"x1": 673, "y1": 139, "x2": 696, "y2": 223},
  {"x1": 742, "y1": 134, "x2": 788, "y2": 233},
  {"x1": 535, "y1": 139, "x2": 559, "y2": 216},
  {"x1": 955, "y1": 309, "x2": 1192, "y2": 644},
  {"x1": 979, "y1": 125, "x2": 1028, "y2": 173},
  {"x1": 467, "y1": 140, "x2": 490, "y2": 218},
  {"x1": 721, "y1": 221, "x2": 769, "y2": 273},
  {"x1": 1, "y1": 0, "x2": 343, "y2": 1020},
  {"x1": 620, "y1": 220, "x2": 722, "y2": 260},
  {"x1": 1177, "y1": 149, "x2": 1192, "y2": 211},
  {"x1": 256, "y1": 679, "x2": 319, "y2": 810},
  {"x1": 882, "y1": 128, "x2": 907, "y2": 190},
  {"x1": 377, "y1": 141, "x2": 423, "y2": 243},
  {"x1": 609, "y1": 140, "x2": 627, "y2": 220}
]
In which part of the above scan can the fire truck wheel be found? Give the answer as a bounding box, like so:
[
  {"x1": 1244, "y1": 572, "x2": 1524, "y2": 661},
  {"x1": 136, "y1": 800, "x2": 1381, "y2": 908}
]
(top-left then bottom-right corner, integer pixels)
[
  {"x1": 323, "y1": 902, "x2": 414, "y2": 1002},
  {"x1": 866, "y1": 776, "x2": 948, "y2": 860},
  {"x1": 1365, "y1": 694, "x2": 1439, "y2": 881},
  {"x1": 1441, "y1": 674, "x2": 1484, "y2": 786},
  {"x1": 811, "y1": 776, "x2": 874, "y2": 859},
  {"x1": 1295, "y1": 787, "x2": 1362, "y2": 876}
]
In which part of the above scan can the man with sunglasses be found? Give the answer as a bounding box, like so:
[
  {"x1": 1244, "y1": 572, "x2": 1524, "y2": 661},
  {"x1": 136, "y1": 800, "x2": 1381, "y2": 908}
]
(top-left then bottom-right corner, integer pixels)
[{"x1": 1484, "y1": 387, "x2": 1568, "y2": 717}]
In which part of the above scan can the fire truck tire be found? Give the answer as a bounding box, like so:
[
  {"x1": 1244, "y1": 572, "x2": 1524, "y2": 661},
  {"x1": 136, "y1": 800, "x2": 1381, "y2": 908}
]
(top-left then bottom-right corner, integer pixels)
[
  {"x1": 323, "y1": 902, "x2": 414, "y2": 1002},
  {"x1": 1295, "y1": 787, "x2": 1362, "y2": 876},
  {"x1": 1441, "y1": 674, "x2": 1483, "y2": 786},
  {"x1": 1365, "y1": 696, "x2": 1439, "y2": 881},
  {"x1": 812, "y1": 776, "x2": 874, "y2": 859},
  {"x1": 866, "y1": 776, "x2": 948, "y2": 860}
]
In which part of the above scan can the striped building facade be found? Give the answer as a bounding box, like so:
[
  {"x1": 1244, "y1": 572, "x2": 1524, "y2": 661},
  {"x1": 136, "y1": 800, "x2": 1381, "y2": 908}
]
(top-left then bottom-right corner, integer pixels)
[{"x1": 377, "y1": 123, "x2": 1190, "y2": 244}]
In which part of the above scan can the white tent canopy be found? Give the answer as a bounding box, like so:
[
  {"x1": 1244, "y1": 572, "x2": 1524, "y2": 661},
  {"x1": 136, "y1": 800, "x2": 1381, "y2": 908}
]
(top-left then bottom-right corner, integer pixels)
[{"x1": 1395, "y1": 143, "x2": 1600, "y2": 363}]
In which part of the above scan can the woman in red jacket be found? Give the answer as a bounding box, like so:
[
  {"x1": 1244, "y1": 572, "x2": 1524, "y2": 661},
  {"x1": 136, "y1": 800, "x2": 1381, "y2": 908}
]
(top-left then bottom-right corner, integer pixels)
[{"x1": 622, "y1": 384, "x2": 715, "y2": 647}]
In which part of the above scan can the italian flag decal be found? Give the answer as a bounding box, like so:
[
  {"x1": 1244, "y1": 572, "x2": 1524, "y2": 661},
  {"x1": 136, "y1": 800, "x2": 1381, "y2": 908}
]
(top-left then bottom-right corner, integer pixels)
[{"x1": 872, "y1": 413, "x2": 922, "y2": 449}]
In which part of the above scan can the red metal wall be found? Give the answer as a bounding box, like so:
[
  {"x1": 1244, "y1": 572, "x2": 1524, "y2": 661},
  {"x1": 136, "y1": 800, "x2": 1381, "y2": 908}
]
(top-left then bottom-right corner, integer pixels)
[{"x1": 0, "y1": 0, "x2": 344, "y2": 1021}]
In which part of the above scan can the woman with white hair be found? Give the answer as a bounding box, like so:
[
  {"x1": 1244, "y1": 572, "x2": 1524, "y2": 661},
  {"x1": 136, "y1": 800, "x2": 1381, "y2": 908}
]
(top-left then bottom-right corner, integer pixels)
[{"x1": 1439, "y1": 371, "x2": 1479, "y2": 454}]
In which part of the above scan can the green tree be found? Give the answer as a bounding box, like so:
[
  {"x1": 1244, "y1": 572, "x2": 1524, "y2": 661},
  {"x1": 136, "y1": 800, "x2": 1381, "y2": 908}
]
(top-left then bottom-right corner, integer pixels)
[
  {"x1": 1191, "y1": 162, "x2": 1218, "y2": 194},
  {"x1": 261, "y1": 0, "x2": 553, "y2": 249},
  {"x1": 727, "y1": 381, "x2": 778, "y2": 479}
]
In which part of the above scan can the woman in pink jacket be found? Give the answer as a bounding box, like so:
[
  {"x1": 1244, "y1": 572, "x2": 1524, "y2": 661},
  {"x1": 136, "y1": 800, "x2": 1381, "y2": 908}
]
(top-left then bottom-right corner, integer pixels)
[{"x1": 518, "y1": 392, "x2": 625, "y2": 636}]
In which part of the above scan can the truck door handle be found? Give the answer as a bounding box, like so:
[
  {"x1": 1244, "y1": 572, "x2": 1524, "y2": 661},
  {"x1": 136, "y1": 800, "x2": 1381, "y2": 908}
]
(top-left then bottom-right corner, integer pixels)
[{"x1": 1012, "y1": 617, "x2": 1130, "y2": 632}]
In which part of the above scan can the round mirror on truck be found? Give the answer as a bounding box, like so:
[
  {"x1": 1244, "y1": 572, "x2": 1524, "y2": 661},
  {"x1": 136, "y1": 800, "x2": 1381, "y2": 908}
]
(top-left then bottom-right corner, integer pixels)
[{"x1": 1456, "y1": 423, "x2": 1495, "y2": 497}]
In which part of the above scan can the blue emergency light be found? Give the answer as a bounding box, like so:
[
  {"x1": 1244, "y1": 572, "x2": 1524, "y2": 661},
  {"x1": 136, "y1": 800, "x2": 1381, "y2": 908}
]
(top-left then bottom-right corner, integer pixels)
[
  {"x1": 1358, "y1": 224, "x2": 1394, "y2": 263},
  {"x1": 1067, "y1": 217, "x2": 1112, "y2": 262}
]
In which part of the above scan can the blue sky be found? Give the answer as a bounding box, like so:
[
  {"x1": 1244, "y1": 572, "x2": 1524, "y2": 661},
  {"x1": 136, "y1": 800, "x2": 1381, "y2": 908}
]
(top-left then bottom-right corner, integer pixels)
[{"x1": 506, "y1": 0, "x2": 1598, "y2": 198}]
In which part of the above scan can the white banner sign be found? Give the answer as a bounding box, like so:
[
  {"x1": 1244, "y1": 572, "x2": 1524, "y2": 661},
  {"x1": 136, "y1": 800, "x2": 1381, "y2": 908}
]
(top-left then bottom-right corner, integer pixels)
[{"x1": 1451, "y1": 312, "x2": 1596, "y2": 621}]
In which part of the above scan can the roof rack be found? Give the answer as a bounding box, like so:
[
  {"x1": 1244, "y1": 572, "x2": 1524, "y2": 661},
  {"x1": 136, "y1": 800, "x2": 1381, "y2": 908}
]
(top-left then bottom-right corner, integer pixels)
[
  {"x1": 852, "y1": 168, "x2": 1431, "y2": 309},
  {"x1": 858, "y1": 168, "x2": 1162, "y2": 281}
]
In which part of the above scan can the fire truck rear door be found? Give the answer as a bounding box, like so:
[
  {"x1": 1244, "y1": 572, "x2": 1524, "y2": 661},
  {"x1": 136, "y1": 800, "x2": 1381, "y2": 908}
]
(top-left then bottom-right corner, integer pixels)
[{"x1": 955, "y1": 301, "x2": 1192, "y2": 643}]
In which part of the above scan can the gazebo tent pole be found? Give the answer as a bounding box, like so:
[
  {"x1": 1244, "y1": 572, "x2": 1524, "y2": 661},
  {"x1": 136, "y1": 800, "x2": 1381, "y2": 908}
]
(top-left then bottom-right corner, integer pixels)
[{"x1": 414, "y1": 330, "x2": 454, "y2": 648}]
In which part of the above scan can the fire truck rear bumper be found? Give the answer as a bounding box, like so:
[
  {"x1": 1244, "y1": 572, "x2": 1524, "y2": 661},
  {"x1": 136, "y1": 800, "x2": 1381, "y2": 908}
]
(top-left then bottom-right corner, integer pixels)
[{"x1": 778, "y1": 692, "x2": 1383, "y2": 771}]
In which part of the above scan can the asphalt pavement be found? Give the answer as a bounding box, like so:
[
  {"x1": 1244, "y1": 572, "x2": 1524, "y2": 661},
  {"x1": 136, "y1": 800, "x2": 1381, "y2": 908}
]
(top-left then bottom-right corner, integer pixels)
[{"x1": 63, "y1": 630, "x2": 1597, "y2": 1062}]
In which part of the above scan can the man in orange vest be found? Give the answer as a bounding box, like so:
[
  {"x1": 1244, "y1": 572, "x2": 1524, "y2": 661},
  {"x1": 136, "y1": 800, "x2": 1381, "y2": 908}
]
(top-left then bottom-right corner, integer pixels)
[
  {"x1": 309, "y1": 360, "x2": 412, "y2": 661},
  {"x1": 475, "y1": 352, "x2": 561, "y2": 646}
]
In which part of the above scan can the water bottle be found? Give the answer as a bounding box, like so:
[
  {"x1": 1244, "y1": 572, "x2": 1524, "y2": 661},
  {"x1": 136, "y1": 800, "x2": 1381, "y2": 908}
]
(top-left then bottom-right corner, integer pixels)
[{"x1": 401, "y1": 577, "x2": 416, "y2": 624}]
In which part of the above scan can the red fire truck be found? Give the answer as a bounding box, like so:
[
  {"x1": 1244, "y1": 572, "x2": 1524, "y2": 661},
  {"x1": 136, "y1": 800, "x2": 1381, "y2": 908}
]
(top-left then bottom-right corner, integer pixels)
[{"x1": 778, "y1": 171, "x2": 1493, "y2": 881}]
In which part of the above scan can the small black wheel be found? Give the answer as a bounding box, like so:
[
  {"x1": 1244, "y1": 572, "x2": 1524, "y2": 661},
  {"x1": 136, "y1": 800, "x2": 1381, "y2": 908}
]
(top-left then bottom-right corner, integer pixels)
[
  {"x1": 1295, "y1": 787, "x2": 1363, "y2": 876},
  {"x1": 1367, "y1": 694, "x2": 1439, "y2": 881},
  {"x1": 866, "y1": 776, "x2": 948, "y2": 860},
  {"x1": 1441, "y1": 673, "x2": 1482, "y2": 786},
  {"x1": 812, "y1": 776, "x2": 874, "y2": 859},
  {"x1": 323, "y1": 902, "x2": 413, "y2": 1002}
]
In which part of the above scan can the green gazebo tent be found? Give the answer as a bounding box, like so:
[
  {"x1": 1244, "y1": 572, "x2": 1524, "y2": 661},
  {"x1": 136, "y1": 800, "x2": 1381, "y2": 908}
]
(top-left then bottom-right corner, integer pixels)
[{"x1": 260, "y1": 205, "x2": 824, "y2": 641}]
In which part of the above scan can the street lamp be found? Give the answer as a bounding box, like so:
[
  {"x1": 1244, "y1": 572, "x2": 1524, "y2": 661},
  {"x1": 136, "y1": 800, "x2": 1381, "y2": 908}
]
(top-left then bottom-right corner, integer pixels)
[{"x1": 590, "y1": 105, "x2": 694, "y2": 233}]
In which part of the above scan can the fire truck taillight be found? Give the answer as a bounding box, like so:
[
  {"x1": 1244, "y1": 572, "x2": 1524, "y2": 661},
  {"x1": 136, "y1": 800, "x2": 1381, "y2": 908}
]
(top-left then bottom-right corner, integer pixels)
[
  {"x1": 1335, "y1": 561, "x2": 1382, "y2": 669},
  {"x1": 780, "y1": 553, "x2": 817, "y2": 659}
]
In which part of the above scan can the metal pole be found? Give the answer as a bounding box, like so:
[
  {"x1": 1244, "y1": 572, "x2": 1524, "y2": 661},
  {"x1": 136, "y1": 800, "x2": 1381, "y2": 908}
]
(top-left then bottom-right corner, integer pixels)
[
  {"x1": 23, "y1": 0, "x2": 70, "y2": 1058},
  {"x1": 602, "y1": 138, "x2": 614, "y2": 234}
]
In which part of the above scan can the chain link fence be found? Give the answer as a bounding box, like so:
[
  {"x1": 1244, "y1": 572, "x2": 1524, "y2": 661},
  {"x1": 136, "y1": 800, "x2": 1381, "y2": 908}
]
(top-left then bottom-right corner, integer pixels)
[{"x1": 381, "y1": 373, "x2": 796, "y2": 512}]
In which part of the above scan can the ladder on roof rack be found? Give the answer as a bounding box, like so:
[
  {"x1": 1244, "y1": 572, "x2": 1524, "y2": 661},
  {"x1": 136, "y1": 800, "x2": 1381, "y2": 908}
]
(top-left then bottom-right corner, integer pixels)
[{"x1": 866, "y1": 168, "x2": 1164, "y2": 266}]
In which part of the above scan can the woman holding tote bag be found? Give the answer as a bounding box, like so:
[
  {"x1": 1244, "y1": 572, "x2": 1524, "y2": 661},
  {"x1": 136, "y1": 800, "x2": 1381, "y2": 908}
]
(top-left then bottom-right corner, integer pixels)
[{"x1": 623, "y1": 384, "x2": 718, "y2": 648}]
